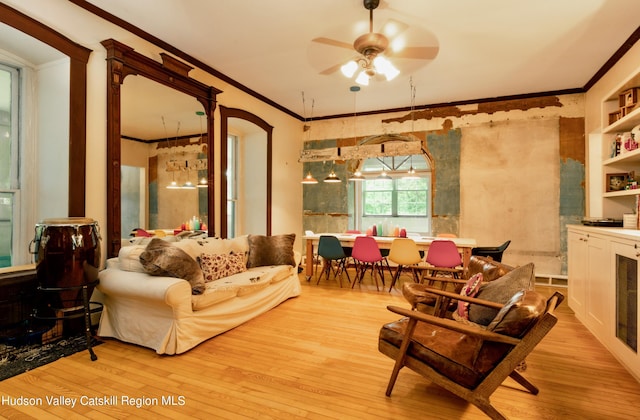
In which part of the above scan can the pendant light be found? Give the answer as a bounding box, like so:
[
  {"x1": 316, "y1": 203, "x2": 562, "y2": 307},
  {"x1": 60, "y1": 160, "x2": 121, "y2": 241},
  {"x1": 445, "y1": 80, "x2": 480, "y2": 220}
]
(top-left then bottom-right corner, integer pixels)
[
  {"x1": 181, "y1": 159, "x2": 196, "y2": 189},
  {"x1": 163, "y1": 116, "x2": 180, "y2": 189},
  {"x1": 301, "y1": 92, "x2": 319, "y2": 184},
  {"x1": 377, "y1": 156, "x2": 392, "y2": 180},
  {"x1": 349, "y1": 170, "x2": 365, "y2": 181},
  {"x1": 196, "y1": 110, "x2": 208, "y2": 188},
  {"x1": 302, "y1": 172, "x2": 318, "y2": 184},
  {"x1": 348, "y1": 86, "x2": 365, "y2": 182},
  {"x1": 324, "y1": 161, "x2": 342, "y2": 183},
  {"x1": 403, "y1": 78, "x2": 419, "y2": 180}
]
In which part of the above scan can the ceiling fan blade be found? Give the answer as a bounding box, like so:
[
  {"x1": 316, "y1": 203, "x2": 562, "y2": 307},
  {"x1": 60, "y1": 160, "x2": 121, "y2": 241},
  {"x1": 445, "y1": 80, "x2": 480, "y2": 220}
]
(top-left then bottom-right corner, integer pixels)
[
  {"x1": 319, "y1": 62, "x2": 345, "y2": 75},
  {"x1": 312, "y1": 37, "x2": 354, "y2": 50},
  {"x1": 389, "y1": 46, "x2": 439, "y2": 60},
  {"x1": 379, "y1": 18, "x2": 409, "y2": 39}
]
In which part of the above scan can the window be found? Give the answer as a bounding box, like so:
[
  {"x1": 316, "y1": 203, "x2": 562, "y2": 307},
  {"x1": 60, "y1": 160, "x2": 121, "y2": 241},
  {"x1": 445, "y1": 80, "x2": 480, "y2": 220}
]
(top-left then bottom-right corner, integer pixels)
[
  {"x1": 353, "y1": 153, "x2": 432, "y2": 235},
  {"x1": 0, "y1": 63, "x2": 19, "y2": 268},
  {"x1": 363, "y1": 178, "x2": 429, "y2": 217},
  {"x1": 226, "y1": 134, "x2": 238, "y2": 238}
]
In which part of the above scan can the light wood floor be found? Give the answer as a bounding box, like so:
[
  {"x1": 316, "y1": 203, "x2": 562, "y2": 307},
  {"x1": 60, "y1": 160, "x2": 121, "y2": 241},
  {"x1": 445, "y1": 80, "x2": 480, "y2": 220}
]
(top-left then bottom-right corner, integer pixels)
[{"x1": 1, "y1": 273, "x2": 640, "y2": 420}]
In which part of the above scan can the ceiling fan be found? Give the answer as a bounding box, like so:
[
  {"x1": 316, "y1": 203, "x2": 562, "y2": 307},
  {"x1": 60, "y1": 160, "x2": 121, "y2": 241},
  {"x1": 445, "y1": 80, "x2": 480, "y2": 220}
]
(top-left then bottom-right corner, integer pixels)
[{"x1": 312, "y1": 0, "x2": 439, "y2": 85}]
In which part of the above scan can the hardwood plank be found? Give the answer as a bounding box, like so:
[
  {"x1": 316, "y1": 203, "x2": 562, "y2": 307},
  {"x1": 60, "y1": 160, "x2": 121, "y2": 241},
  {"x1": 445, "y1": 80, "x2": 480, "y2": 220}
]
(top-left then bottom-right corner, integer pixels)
[{"x1": 1, "y1": 277, "x2": 639, "y2": 419}]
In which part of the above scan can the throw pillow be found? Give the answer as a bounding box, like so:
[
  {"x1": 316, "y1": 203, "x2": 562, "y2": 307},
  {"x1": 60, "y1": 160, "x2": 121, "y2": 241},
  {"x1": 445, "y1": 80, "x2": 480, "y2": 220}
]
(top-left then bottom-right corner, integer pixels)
[
  {"x1": 199, "y1": 252, "x2": 247, "y2": 282},
  {"x1": 468, "y1": 262, "x2": 535, "y2": 326},
  {"x1": 456, "y1": 273, "x2": 483, "y2": 319},
  {"x1": 139, "y1": 238, "x2": 206, "y2": 295},
  {"x1": 487, "y1": 290, "x2": 547, "y2": 338},
  {"x1": 246, "y1": 234, "x2": 296, "y2": 268}
]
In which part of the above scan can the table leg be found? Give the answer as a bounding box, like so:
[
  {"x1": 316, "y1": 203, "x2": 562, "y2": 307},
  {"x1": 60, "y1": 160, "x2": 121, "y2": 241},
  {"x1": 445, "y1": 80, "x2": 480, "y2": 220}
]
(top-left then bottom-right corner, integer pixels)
[
  {"x1": 305, "y1": 239, "x2": 314, "y2": 281},
  {"x1": 462, "y1": 247, "x2": 471, "y2": 272}
]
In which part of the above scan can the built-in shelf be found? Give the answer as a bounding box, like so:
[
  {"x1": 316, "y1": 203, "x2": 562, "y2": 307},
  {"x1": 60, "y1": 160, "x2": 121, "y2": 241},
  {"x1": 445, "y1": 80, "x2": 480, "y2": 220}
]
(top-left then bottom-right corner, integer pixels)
[
  {"x1": 602, "y1": 70, "x2": 640, "y2": 205},
  {"x1": 604, "y1": 148, "x2": 640, "y2": 166},
  {"x1": 603, "y1": 188, "x2": 640, "y2": 198},
  {"x1": 604, "y1": 106, "x2": 640, "y2": 134}
]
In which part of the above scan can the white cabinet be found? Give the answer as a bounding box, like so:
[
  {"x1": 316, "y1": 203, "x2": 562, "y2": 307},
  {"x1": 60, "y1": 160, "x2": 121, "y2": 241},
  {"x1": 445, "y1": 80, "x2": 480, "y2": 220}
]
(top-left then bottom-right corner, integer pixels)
[
  {"x1": 568, "y1": 228, "x2": 610, "y2": 338},
  {"x1": 568, "y1": 225, "x2": 640, "y2": 381},
  {"x1": 568, "y1": 229, "x2": 588, "y2": 317},
  {"x1": 609, "y1": 239, "x2": 640, "y2": 380}
]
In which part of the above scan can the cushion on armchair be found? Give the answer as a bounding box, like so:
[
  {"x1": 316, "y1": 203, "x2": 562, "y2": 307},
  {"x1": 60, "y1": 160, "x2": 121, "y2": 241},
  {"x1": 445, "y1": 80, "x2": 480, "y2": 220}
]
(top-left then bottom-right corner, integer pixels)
[
  {"x1": 139, "y1": 238, "x2": 206, "y2": 294},
  {"x1": 468, "y1": 263, "x2": 535, "y2": 325},
  {"x1": 488, "y1": 289, "x2": 546, "y2": 337}
]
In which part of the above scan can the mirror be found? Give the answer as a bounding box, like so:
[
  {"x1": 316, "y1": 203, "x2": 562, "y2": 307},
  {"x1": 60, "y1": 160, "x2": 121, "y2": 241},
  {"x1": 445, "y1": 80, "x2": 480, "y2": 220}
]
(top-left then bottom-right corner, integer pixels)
[
  {"x1": 219, "y1": 106, "x2": 272, "y2": 239},
  {"x1": 120, "y1": 76, "x2": 208, "y2": 239},
  {"x1": 103, "y1": 39, "x2": 221, "y2": 258}
]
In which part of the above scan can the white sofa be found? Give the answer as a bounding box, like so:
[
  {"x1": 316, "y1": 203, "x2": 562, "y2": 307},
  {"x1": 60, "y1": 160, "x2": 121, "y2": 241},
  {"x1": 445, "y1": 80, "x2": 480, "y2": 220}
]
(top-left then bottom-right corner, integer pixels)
[{"x1": 93, "y1": 235, "x2": 301, "y2": 355}]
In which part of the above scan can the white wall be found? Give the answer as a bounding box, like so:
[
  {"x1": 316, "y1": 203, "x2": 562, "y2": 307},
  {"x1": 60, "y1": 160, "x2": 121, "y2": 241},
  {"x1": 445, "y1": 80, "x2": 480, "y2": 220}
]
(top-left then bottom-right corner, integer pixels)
[{"x1": 36, "y1": 57, "x2": 70, "y2": 220}]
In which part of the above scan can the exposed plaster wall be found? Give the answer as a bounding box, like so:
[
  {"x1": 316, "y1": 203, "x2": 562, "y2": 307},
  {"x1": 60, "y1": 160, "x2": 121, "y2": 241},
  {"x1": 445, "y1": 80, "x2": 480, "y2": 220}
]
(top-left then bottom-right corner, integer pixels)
[{"x1": 306, "y1": 93, "x2": 585, "y2": 275}]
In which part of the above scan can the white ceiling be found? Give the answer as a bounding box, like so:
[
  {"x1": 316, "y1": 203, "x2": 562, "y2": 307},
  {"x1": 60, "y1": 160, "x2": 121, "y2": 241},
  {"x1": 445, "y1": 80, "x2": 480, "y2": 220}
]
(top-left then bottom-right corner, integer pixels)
[
  {"x1": 81, "y1": 0, "x2": 640, "y2": 118},
  {"x1": 1, "y1": 0, "x2": 640, "y2": 126}
]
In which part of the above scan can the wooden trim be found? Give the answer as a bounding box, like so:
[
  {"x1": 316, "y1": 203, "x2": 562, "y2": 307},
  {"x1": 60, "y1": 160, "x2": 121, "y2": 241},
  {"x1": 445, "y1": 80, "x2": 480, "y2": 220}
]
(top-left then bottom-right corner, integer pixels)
[
  {"x1": 102, "y1": 38, "x2": 221, "y2": 258},
  {"x1": 219, "y1": 106, "x2": 273, "y2": 238},
  {"x1": 0, "y1": 2, "x2": 92, "y2": 216}
]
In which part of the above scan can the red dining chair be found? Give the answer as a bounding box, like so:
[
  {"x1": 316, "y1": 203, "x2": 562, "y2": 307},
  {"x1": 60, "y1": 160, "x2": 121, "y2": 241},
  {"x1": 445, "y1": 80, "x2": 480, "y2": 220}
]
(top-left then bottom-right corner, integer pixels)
[
  {"x1": 424, "y1": 240, "x2": 464, "y2": 279},
  {"x1": 342, "y1": 230, "x2": 361, "y2": 262},
  {"x1": 351, "y1": 236, "x2": 387, "y2": 291}
]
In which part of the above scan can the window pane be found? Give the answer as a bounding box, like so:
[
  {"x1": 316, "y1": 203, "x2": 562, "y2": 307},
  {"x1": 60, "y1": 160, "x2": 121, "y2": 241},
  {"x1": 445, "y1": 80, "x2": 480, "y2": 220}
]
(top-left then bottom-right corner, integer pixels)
[
  {"x1": 364, "y1": 191, "x2": 392, "y2": 215},
  {"x1": 0, "y1": 67, "x2": 12, "y2": 190},
  {"x1": 396, "y1": 178, "x2": 429, "y2": 190},
  {"x1": 0, "y1": 193, "x2": 13, "y2": 268},
  {"x1": 397, "y1": 190, "x2": 427, "y2": 215},
  {"x1": 365, "y1": 178, "x2": 393, "y2": 190}
]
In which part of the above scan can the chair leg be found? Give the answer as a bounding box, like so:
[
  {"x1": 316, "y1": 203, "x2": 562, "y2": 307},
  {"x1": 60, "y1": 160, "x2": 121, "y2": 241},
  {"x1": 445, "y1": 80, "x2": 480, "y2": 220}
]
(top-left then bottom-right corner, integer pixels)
[
  {"x1": 388, "y1": 265, "x2": 403, "y2": 292},
  {"x1": 351, "y1": 262, "x2": 364, "y2": 288},
  {"x1": 372, "y1": 262, "x2": 381, "y2": 291},
  {"x1": 474, "y1": 399, "x2": 508, "y2": 420},
  {"x1": 316, "y1": 260, "x2": 329, "y2": 285},
  {"x1": 385, "y1": 317, "x2": 418, "y2": 396},
  {"x1": 338, "y1": 258, "x2": 351, "y2": 286},
  {"x1": 509, "y1": 369, "x2": 539, "y2": 395}
]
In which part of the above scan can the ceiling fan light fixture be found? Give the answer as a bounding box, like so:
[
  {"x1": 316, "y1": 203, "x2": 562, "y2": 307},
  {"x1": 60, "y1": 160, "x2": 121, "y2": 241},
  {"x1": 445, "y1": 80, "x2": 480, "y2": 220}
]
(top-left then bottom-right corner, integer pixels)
[
  {"x1": 341, "y1": 60, "x2": 358, "y2": 78},
  {"x1": 373, "y1": 56, "x2": 399, "y2": 81},
  {"x1": 355, "y1": 71, "x2": 370, "y2": 86}
]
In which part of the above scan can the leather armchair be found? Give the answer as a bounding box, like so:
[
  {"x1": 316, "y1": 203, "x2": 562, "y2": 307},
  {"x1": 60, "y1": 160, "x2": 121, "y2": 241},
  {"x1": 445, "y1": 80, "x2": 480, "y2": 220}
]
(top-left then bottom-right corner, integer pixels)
[{"x1": 379, "y1": 288, "x2": 564, "y2": 419}]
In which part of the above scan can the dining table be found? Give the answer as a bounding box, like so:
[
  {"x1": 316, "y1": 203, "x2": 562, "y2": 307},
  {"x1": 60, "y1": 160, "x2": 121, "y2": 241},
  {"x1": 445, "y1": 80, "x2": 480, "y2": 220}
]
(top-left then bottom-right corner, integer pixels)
[{"x1": 302, "y1": 233, "x2": 477, "y2": 280}]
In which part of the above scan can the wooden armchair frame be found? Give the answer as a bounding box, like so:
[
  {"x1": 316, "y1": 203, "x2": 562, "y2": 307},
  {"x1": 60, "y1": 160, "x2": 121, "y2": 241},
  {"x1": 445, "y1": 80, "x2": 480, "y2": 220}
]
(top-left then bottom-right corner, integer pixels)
[{"x1": 380, "y1": 289, "x2": 564, "y2": 420}]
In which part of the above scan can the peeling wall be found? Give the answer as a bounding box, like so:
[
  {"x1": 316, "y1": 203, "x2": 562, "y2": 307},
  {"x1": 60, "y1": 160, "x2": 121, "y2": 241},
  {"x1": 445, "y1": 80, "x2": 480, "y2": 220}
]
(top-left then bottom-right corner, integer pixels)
[{"x1": 305, "y1": 94, "x2": 585, "y2": 275}]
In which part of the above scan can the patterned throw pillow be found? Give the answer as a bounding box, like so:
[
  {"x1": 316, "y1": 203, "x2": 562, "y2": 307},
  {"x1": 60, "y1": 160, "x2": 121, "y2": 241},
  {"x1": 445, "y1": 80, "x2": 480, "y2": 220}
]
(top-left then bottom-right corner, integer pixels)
[
  {"x1": 456, "y1": 273, "x2": 483, "y2": 319},
  {"x1": 199, "y1": 252, "x2": 247, "y2": 282}
]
